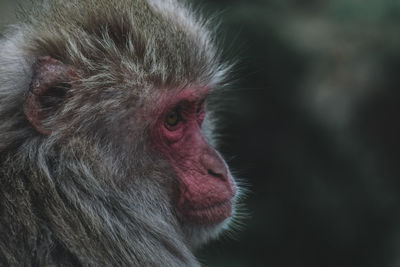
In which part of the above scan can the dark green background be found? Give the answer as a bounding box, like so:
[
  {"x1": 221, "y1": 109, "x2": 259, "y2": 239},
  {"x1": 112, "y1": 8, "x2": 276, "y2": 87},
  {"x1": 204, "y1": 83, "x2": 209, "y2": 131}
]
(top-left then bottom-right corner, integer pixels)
[{"x1": 2, "y1": 0, "x2": 400, "y2": 266}]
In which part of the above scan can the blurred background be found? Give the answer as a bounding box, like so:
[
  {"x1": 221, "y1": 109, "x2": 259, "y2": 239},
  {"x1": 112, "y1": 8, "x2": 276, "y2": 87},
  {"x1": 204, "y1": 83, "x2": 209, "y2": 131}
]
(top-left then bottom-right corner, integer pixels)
[{"x1": 2, "y1": 0, "x2": 400, "y2": 266}]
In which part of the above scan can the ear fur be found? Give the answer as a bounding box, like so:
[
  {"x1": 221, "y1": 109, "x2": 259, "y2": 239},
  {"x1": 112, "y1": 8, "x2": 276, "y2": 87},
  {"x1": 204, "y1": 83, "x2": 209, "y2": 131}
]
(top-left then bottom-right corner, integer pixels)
[{"x1": 24, "y1": 56, "x2": 78, "y2": 134}]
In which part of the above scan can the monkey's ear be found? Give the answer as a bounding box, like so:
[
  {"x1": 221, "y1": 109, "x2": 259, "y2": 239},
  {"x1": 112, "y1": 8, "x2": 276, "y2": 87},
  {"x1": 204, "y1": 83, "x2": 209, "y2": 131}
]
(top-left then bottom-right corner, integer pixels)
[{"x1": 24, "y1": 56, "x2": 78, "y2": 135}]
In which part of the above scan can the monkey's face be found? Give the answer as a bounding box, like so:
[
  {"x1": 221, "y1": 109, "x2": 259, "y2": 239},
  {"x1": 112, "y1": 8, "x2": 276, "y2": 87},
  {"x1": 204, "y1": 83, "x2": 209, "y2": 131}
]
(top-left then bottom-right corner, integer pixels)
[
  {"x1": 19, "y1": 0, "x2": 240, "y2": 250},
  {"x1": 150, "y1": 87, "x2": 237, "y2": 226},
  {"x1": 24, "y1": 55, "x2": 238, "y2": 247}
]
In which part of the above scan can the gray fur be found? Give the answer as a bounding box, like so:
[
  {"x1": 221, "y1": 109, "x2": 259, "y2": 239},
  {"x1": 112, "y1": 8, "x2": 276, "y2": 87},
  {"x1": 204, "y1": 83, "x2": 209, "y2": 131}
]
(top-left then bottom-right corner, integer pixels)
[{"x1": 0, "y1": 0, "x2": 235, "y2": 266}]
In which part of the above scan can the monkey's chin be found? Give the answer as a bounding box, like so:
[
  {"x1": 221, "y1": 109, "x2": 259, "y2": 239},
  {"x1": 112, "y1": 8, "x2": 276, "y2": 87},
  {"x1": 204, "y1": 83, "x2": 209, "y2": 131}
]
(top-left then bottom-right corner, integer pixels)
[
  {"x1": 184, "y1": 200, "x2": 233, "y2": 225},
  {"x1": 180, "y1": 201, "x2": 234, "y2": 249},
  {"x1": 182, "y1": 215, "x2": 232, "y2": 249}
]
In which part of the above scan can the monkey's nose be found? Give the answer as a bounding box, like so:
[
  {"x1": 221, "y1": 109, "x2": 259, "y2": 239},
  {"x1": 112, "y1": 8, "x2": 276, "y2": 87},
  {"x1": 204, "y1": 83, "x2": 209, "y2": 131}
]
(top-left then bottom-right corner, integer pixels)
[
  {"x1": 200, "y1": 149, "x2": 228, "y2": 181},
  {"x1": 207, "y1": 168, "x2": 225, "y2": 180}
]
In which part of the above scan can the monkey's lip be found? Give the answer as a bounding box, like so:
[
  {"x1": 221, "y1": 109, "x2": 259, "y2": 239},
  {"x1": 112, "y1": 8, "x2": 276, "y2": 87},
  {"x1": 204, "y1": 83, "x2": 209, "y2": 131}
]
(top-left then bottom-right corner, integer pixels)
[{"x1": 183, "y1": 200, "x2": 233, "y2": 224}]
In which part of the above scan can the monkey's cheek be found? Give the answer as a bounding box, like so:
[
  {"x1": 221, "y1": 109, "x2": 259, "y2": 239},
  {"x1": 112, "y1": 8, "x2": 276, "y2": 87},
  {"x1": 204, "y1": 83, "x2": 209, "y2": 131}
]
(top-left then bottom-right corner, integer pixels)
[{"x1": 181, "y1": 200, "x2": 233, "y2": 225}]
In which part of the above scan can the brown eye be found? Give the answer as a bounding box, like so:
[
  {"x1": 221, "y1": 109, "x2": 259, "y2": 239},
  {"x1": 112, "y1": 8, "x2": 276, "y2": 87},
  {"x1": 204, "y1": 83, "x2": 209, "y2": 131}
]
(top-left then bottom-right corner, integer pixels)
[{"x1": 165, "y1": 110, "x2": 180, "y2": 127}]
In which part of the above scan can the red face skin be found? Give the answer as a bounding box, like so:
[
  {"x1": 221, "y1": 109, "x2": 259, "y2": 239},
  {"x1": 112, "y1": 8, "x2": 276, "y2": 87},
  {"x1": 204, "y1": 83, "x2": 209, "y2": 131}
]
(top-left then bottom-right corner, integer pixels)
[{"x1": 151, "y1": 88, "x2": 237, "y2": 225}]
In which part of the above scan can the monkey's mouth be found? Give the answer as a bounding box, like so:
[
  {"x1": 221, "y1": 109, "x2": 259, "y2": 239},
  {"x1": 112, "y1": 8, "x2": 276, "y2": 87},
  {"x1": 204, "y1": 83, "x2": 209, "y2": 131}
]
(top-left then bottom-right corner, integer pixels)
[{"x1": 183, "y1": 200, "x2": 233, "y2": 225}]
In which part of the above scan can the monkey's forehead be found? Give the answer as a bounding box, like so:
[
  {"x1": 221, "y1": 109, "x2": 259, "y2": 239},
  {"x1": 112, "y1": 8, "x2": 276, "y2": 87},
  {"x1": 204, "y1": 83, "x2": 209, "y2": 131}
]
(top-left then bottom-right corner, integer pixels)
[{"x1": 21, "y1": 0, "x2": 229, "y2": 90}]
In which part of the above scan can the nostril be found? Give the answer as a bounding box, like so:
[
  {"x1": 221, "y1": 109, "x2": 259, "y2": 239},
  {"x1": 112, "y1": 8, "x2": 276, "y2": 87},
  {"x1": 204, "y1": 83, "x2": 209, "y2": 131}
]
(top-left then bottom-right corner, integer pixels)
[
  {"x1": 207, "y1": 169, "x2": 225, "y2": 180},
  {"x1": 201, "y1": 149, "x2": 229, "y2": 181}
]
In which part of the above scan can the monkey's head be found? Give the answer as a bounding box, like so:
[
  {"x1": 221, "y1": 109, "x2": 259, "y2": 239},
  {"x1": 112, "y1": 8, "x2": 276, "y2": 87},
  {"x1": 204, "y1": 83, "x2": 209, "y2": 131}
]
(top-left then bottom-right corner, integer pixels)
[{"x1": 0, "y1": 0, "x2": 241, "y2": 260}]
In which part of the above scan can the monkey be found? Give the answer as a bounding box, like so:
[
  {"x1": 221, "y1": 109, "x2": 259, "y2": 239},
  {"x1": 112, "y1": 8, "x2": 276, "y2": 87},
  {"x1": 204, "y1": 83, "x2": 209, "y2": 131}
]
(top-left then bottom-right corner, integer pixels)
[{"x1": 0, "y1": 0, "x2": 241, "y2": 266}]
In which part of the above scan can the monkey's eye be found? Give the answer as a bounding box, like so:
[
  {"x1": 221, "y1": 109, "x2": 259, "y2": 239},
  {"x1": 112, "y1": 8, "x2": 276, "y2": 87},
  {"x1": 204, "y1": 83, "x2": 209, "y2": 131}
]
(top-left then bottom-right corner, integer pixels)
[{"x1": 165, "y1": 110, "x2": 180, "y2": 127}]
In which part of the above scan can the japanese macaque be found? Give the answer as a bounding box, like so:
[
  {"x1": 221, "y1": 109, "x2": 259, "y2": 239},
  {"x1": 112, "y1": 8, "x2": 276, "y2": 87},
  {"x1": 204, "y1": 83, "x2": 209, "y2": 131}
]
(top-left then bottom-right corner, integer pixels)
[{"x1": 0, "y1": 0, "x2": 241, "y2": 266}]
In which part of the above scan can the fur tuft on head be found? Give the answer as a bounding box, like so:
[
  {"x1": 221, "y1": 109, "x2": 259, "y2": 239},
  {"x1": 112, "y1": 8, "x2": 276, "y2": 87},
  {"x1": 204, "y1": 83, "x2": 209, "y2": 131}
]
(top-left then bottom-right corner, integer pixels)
[{"x1": 19, "y1": 0, "x2": 228, "y2": 89}]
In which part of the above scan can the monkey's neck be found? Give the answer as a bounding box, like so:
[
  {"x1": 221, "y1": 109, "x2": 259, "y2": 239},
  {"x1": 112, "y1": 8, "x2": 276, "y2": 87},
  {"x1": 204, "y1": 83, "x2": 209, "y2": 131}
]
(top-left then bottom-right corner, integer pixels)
[{"x1": 0, "y1": 147, "x2": 200, "y2": 266}]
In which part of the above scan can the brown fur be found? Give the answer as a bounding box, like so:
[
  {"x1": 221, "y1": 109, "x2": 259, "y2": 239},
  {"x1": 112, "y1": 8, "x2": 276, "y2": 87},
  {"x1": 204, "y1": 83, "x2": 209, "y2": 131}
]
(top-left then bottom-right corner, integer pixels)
[{"x1": 0, "y1": 0, "x2": 236, "y2": 266}]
